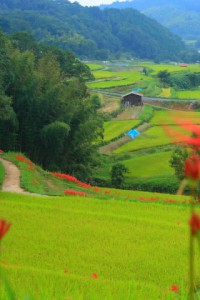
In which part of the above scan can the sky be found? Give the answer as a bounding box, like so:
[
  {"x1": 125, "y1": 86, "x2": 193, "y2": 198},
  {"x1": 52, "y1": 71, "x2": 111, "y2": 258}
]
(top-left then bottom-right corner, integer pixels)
[{"x1": 68, "y1": 0, "x2": 127, "y2": 7}]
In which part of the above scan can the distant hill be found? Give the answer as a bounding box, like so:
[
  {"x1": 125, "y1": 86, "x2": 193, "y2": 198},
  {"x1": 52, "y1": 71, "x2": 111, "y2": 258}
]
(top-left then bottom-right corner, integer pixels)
[
  {"x1": 100, "y1": 0, "x2": 200, "y2": 41},
  {"x1": 0, "y1": 0, "x2": 185, "y2": 61}
]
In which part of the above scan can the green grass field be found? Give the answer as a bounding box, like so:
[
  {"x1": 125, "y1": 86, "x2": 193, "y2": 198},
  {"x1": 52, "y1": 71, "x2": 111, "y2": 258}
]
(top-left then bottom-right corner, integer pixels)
[
  {"x1": 142, "y1": 62, "x2": 200, "y2": 75},
  {"x1": 87, "y1": 69, "x2": 150, "y2": 89},
  {"x1": 0, "y1": 191, "x2": 194, "y2": 300},
  {"x1": 114, "y1": 126, "x2": 172, "y2": 154},
  {"x1": 150, "y1": 110, "x2": 200, "y2": 126},
  {"x1": 86, "y1": 63, "x2": 104, "y2": 70},
  {"x1": 103, "y1": 120, "x2": 141, "y2": 142},
  {"x1": 175, "y1": 89, "x2": 200, "y2": 100},
  {"x1": 123, "y1": 151, "x2": 173, "y2": 178}
]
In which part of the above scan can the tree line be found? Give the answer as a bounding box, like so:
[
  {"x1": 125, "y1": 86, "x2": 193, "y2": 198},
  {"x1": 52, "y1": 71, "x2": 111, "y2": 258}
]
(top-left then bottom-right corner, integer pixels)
[{"x1": 0, "y1": 30, "x2": 103, "y2": 180}]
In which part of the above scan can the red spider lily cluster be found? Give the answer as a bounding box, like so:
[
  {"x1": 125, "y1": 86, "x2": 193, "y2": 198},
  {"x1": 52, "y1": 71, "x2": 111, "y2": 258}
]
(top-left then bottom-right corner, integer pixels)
[
  {"x1": 0, "y1": 219, "x2": 11, "y2": 241},
  {"x1": 64, "y1": 190, "x2": 87, "y2": 197},
  {"x1": 15, "y1": 155, "x2": 33, "y2": 166},
  {"x1": 0, "y1": 149, "x2": 4, "y2": 154},
  {"x1": 52, "y1": 172, "x2": 91, "y2": 189}
]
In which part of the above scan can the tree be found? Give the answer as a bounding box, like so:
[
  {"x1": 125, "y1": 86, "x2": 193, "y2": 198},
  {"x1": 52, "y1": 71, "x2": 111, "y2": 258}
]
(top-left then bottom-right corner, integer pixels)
[
  {"x1": 157, "y1": 70, "x2": 171, "y2": 87},
  {"x1": 170, "y1": 147, "x2": 188, "y2": 180},
  {"x1": 111, "y1": 163, "x2": 128, "y2": 188}
]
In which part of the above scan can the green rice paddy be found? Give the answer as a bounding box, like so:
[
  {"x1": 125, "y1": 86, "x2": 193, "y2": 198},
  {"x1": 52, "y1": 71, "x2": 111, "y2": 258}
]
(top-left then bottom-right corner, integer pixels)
[
  {"x1": 123, "y1": 151, "x2": 174, "y2": 178},
  {"x1": 114, "y1": 126, "x2": 171, "y2": 153},
  {"x1": 0, "y1": 190, "x2": 194, "y2": 300},
  {"x1": 103, "y1": 120, "x2": 141, "y2": 142}
]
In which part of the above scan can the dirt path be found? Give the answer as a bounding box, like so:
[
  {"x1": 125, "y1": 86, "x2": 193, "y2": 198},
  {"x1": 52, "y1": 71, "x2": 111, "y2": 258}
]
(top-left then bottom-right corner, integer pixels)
[{"x1": 0, "y1": 158, "x2": 44, "y2": 196}]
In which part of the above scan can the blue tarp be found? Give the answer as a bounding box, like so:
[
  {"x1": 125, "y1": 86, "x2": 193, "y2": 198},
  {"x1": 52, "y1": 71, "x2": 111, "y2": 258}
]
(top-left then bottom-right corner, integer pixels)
[
  {"x1": 125, "y1": 129, "x2": 140, "y2": 140},
  {"x1": 132, "y1": 88, "x2": 142, "y2": 92}
]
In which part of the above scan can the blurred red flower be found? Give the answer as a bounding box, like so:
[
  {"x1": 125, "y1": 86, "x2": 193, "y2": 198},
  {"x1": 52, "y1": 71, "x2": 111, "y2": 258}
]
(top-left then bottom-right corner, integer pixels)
[
  {"x1": 0, "y1": 219, "x2": 11, "y2": 240},
  {"x1": 165, "y1": 115, "x2": 200, "y2": 150},
  {"x1": 90, "y1": 273, "x2": 98, "y2": 279},
  {"x1": 189, "y1": 213, "x2": 200, "y2": 236},
  {"x1": 170, "y1": 285, "x2": 179, "y2": 292},
  {"x1": 184, "y1": 154, "x2": 200, "y2": 180}
]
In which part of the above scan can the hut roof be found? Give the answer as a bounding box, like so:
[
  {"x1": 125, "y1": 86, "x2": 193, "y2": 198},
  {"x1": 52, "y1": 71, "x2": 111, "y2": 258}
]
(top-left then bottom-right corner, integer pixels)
[{"x1": 122, "y1": 92, "x2": 143, "y2": 98}]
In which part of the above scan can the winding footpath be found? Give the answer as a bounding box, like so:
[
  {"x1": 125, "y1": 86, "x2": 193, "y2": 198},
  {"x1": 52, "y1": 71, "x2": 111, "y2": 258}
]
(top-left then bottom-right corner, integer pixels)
[{"x1": 0, "y1": 158, "x2": 46, "y2": 196}]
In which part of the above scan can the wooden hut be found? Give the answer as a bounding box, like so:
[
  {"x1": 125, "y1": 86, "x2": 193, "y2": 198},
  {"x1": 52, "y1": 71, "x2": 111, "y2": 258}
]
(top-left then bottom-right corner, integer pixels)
[{"x1": 121, "y1": 92, "x2": 143, "y2": 107}]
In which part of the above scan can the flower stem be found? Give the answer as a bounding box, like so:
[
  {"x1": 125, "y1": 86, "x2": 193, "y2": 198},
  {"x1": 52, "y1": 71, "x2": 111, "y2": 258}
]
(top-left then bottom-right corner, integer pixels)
[{"x1": 189, "y1": 191, "x2": 195, "y2": 300}]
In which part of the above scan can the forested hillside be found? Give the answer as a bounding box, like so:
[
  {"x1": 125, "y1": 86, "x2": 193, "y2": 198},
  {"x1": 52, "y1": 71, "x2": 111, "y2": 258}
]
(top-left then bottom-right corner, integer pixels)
[
  {"x1": 101, "y1": 0, "x2": 200, "y2": 42},
  {"x1": 0, "y1": 30, "x2": 103, "y2": 180},
  {"x1": 0, "y1": 0, "x2": 185, "y2": 61}
]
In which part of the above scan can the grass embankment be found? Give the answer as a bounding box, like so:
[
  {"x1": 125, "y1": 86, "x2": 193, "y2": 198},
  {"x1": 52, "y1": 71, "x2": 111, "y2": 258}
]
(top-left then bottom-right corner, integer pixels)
[
  {"x1": 1, "y1": 190, "x2": 194, "y2": 300},
  {"x1": 0, "y1": 159, "x2": 5, "y2": 187}
]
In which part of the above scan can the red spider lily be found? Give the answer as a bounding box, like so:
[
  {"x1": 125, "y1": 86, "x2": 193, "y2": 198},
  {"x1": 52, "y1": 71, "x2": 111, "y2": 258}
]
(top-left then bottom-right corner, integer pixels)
[
  {"x1": 64, "y1": 190, "x2": 86, "y2": 197},
  {"x1": 26, "y1": 165, "x2": 36, "y2": 171},
  {"x1": 167, "y1": 199, "x2": 177, "y2": 203},
  {"x1": 105, "y1": 190, "x2": 110, "y2": 194},
  {"x1": 90, "y1": 273, "x2": 98, "y2": 279},
  {"x1": 165, "y1": 115, "x2": 200, "y2": 150},
  {"x1": 78, "y1": 182, "x2": 91, "y2": 189},
  {"x1": 0, "y1": 219, "x2": 11, "y2": 240},
  {"x1": 189, "y1": 213, "x2": 200, "y2": 236},
  {"x1": 184, "y1": 154, "x2": 200, "y2": 180},
  {"x1": 93, "y1": 187, "x2": 101, "y2": 192},
  {"x1": 52, "y1": 172, "x2": 91, "y2": 189},
  {"x1": 0, "y1": 149, "x2": 3, "y2": 154},
  {"x1": 15, "y1": 155, "x2": 33, "y2": 165},
  {"x1": 1, "y1": 261, "x2": 9, "y2": 266},
  {"x1": 170, "y1": 285, "x2": 179, "y2": 292}
]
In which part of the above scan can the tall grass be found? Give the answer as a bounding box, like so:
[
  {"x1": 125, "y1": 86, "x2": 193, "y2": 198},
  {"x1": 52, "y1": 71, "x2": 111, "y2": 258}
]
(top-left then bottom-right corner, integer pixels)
[{"x1": 0, "y1": 192, "x2": 194, "y2": 299}]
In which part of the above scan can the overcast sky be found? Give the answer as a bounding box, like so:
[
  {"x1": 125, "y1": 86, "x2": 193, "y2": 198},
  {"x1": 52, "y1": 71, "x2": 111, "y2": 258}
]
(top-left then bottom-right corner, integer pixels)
[{"x1": 68, "y1": 0, "x2": 127, "y2": 6}]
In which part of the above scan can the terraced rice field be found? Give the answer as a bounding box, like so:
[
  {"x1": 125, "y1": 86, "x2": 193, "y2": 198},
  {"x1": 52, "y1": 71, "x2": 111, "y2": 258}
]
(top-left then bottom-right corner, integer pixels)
[
  {"x1": 123, "y1": 151, "x2": 174, "y2": 178},
  {"x1": 103, "y1": 120, "x2": 141, "y2": 142},
  {"x1": 0, "y1": 190, "x2": 194, "y2": 300}
]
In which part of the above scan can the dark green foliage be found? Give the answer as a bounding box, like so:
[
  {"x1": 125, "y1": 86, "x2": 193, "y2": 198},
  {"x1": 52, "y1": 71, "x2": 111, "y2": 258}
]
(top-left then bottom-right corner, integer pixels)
[
  {"x1": 125, "y1": 176, "x2": 181, "y2": 194},
  {"x1": 169, "y1": 147, "x2": 188, "y2": 180},
  {"x1": 111, "y1": 163, "x2": 128, "y2": 188},
  {"x1": 0, "y1": 30, "x2": 103, "y2": 179},
  {"x1": 0, "y1": 0, "x2": 185, "y2": 61},
  {"x1": 169, "y1": 72, "x2": 200, "y2": 90},
  {"x1": 157, "y1": 70, "x2": 171, "y2": 87}
]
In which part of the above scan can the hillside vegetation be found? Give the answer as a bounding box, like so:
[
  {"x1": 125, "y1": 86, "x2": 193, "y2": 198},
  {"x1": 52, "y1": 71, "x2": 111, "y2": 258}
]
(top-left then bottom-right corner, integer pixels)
[
  {"x1": 0, "y1": 0, "x2": 185, "y2": 61},
  {"x1": 101, "y1": 0, "x2": 200, "y2": 44},
  {"x1": 0, "y1": 30, "x2": 103, "y2": 180}
]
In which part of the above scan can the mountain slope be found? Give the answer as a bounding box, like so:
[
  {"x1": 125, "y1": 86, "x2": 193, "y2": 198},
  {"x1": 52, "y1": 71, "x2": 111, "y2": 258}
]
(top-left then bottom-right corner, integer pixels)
[
  {"x1": 100, "y1": 0, "x2": 200, "y2": 41},
  {"x1": 0, "y1": 0, "x2": 185, "y2": 61}
]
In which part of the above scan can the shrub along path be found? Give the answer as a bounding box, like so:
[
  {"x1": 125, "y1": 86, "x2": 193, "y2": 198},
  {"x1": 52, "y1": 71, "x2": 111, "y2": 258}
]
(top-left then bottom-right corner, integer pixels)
[{"x1": 0, "y1": 158, "x2": 47, "y2": 196}]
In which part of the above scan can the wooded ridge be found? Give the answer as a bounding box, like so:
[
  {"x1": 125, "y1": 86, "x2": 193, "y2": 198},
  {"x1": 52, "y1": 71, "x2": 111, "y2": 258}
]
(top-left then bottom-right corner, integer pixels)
[{"x1": 0, "y1": 0, "x2": 185, "y2": 61}]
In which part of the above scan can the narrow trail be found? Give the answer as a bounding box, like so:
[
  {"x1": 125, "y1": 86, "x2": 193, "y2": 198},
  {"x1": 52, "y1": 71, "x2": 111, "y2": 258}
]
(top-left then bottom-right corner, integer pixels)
[{"x1": 0, "y1": 158, "x2": 47, "y2": 196}]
